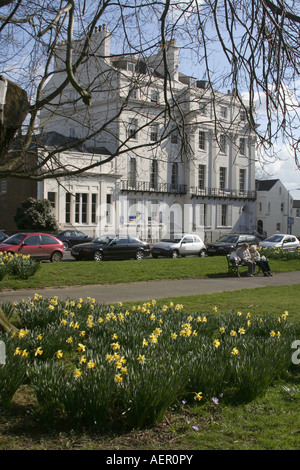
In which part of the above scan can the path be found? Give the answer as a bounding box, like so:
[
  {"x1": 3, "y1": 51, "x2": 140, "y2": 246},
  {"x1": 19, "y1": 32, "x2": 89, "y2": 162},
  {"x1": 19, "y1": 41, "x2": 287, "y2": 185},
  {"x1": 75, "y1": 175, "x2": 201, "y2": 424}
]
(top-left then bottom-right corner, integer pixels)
[{"x1": 1, "y1": 271, "x2": 299, "y2": 304}]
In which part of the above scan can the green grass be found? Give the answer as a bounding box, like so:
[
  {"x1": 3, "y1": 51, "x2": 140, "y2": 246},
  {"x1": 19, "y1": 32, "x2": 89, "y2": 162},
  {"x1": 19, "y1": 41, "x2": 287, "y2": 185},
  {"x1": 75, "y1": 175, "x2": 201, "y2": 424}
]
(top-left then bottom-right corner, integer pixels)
[
  {"x1": 0, "y1": 256, "x2": 299, "y2": 290},
  {"x1": 123, "y1": 284, "x2": 300, "y2": 322}
]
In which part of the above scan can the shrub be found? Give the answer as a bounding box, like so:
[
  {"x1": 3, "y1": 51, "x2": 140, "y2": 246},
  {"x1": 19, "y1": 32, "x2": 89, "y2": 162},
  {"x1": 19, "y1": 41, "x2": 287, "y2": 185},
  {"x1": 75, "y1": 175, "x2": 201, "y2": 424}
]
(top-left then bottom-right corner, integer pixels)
[{"x1": 6, "y1": 253, "x2": 41, "y2": 280}]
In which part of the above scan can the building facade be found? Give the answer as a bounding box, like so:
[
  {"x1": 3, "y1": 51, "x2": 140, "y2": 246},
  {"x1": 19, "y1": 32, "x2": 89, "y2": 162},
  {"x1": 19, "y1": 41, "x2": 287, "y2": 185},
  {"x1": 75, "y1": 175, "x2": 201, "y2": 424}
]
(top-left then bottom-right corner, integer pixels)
[
  {"x1": 36, "y1": 27, "x2": 257, "y2": 242},
  {"x1": 255, "y1": 179, "x2": 300, "y2": 238}
]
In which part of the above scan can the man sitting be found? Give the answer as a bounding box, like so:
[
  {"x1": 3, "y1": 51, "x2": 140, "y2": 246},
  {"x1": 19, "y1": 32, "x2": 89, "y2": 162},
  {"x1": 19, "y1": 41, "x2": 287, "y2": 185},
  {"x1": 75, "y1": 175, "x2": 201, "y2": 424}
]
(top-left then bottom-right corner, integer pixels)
[{"x1": 236, "y1": 243, "x2": 256, "y2": 277}]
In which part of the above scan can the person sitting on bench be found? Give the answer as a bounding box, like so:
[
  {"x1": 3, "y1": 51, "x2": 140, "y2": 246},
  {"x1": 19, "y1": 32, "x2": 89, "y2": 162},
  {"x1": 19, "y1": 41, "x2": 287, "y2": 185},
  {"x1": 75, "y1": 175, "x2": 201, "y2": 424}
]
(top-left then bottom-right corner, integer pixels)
[
  {"x1": 236, "y1": 243, "x2": 256, "y2": 277},
  {"x1": 249, "y1": 245, "x2": 272, "y2": 277}
]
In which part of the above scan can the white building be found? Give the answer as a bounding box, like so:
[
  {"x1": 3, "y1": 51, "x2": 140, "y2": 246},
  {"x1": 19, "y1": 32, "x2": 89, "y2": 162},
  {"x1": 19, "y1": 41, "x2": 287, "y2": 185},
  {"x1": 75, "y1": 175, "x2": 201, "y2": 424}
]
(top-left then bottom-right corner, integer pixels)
[
  {"x1": 38, "y1": 26, "x2": 257, "y2": 242},
  {"x1": 255, "y1": 179, "x2": 300, "y2": 238}
]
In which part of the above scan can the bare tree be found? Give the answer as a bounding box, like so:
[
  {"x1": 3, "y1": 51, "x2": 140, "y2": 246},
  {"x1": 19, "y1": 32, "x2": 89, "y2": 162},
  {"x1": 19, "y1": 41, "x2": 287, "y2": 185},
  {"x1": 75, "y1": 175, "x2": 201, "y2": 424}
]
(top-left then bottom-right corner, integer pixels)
[{"x1": 0, "y1": 0, "x2": 299, "y2": 180}]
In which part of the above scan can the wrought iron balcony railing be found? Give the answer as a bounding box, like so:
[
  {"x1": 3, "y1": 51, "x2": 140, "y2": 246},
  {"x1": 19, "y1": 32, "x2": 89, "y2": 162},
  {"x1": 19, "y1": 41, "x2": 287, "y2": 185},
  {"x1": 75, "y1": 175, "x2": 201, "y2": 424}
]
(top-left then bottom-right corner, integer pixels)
[
  {"x1": 190, "y1": 186, "x2": 256, "y2": 200},
  {"x1": 120, "y1": 180, "x2": 187, "y2": 194}
]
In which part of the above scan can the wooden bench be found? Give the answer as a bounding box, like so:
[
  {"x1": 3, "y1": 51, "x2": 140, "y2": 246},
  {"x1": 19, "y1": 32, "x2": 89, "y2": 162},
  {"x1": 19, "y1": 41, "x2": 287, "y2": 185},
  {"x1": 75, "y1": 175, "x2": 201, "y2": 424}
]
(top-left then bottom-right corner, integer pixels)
[{"x1": 226, "y1": 254, "x2": 246, "y2": 277}]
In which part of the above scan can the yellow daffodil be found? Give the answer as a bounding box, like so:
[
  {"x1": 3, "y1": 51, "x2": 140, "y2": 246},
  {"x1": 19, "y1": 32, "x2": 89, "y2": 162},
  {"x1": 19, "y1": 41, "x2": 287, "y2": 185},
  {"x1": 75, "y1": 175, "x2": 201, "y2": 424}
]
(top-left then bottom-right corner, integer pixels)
[
  {"x1": 34, "y1": 347, "x2": 43, "y2": 356},
  {"x1": 213, "y1": 339, "x2": 221, "y2": 348},
  {"x1": 231, "y1": 347, "x2": 239, "y2": 356},
  {"x1": 56, "y1": 350, "x2": 63, "y2": 359},
  {"x1": 77, "y1": 343, "x2": 86, "y2": 352},
  {"x1": 73, "y1": 369, "x2": 82, "y2": 378},
  {"x1": 137, "y1": 354, "x2": 146, "y2": 364},
  {"x1": 194, "y1": 392, "x2": 203, "y2": 401},
  {"x1": 114, "y1": 374, "x2": 123, "y2": 383}
]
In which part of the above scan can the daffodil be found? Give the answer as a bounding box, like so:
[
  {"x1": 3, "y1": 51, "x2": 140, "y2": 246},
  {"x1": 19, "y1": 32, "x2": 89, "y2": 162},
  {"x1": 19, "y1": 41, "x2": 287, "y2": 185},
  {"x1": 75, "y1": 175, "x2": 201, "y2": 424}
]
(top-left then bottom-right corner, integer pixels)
[
  {"x1": 77, "y1": 343, "x2": 86, "y2": 352},
  {"x1": 137, "y1": 354, "x2": 146, "y2": 364},
  {"x1": 56, "y1": 350, "x2": 63, "y2": 359},
  {"x1": 34, "y1": 347, "x2": 43, "y2": 356},
  {"x1": 73, "y1": 369, "x2": 82, "y2": 379},
  {"x1": 213, "y1": 339, "x2": 221, "y2": 348},
  {"x1": 231, "y1": 347, "x2": 239, "y2": 356},
  {"x1": 114, "y1": 374, "x2": 123, "y2": 383},
  {"x1": 194, "y1": 392, "x2": 203, "y2": 401}
]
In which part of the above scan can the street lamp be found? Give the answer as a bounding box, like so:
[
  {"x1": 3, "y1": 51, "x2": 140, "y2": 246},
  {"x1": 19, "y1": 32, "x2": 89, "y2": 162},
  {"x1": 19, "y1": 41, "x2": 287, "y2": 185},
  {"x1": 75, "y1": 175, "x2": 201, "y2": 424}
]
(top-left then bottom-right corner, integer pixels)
[{"x1": 287, "y1": 188, "x2": 300, "y2": 234}]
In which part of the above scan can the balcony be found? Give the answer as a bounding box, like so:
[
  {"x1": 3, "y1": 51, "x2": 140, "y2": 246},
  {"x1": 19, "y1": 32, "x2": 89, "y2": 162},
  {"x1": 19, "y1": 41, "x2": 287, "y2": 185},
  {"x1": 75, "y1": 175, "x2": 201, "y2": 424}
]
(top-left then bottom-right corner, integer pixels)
[
  {"x1": 190, "y1": 186, "x2": 256, "y2": 201},
  {"x1": 120, "y1": 180, "x2": 187, "y2": 195}
]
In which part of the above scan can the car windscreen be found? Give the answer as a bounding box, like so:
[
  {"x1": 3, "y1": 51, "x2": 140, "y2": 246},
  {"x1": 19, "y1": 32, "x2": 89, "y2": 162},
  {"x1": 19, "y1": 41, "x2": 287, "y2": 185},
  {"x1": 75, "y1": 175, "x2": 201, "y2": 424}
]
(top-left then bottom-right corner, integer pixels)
[
  {"x1": 265, "y1": 235, "x2": 284, "y2": 242},
  {"x1": 92, "y1": 237, "x2": 112, "y2": 244},
  {"x1": 218, "y1": 235, "x2": 239, "y2": 243},
  {"x1": 160, "y1": 238, "x2": 181, "y2": 243},
  {"x1": 2, "y1": 233, "x2": 26, "y2": 245}
]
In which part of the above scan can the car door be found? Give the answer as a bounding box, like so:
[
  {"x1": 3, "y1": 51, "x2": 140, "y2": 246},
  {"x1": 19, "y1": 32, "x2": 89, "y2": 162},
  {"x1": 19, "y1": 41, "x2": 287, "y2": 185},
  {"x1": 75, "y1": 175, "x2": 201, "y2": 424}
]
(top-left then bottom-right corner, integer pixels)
[
  {"x1": 282, "y1": 236, "x2": 298, "y2": 251},
  {"x1": 40, "y1": 234, "x2": 61, "y2": 260},
  {"x1": 18, "y1": 235, "x2": 43, "y2": 259},
  {"x1": 127, "y1": 237, "x2": 142, "y2": 258},
  {"x1": 105, "y1": 236, "x2": 129, "y2": 259},
  {"x1": 179, "y1": 235, "x2": 194, "y2": 255}
]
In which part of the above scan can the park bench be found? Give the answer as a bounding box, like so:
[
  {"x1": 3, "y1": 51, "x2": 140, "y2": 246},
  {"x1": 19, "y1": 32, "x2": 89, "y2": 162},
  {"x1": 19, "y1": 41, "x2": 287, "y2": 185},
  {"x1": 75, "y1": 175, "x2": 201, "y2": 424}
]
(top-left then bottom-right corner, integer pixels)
[{"x1": 226, "y1": 254, "x2": 246, "y2": 277}]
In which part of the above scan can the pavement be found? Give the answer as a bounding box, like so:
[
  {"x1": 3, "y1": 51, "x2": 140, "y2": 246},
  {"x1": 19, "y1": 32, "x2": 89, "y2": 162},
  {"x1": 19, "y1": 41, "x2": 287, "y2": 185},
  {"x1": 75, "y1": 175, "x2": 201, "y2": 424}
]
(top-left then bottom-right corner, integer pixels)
[{"x1": 0, "y1": 271, "x2": 299, "y2": 305}]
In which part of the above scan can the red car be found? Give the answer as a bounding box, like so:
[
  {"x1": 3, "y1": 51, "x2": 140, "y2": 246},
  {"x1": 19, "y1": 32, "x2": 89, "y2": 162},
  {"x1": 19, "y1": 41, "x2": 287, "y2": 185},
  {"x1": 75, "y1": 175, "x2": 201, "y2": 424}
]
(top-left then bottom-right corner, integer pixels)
[{"x1": 0, "y1": 233, "x2": 64, "y2": 262}]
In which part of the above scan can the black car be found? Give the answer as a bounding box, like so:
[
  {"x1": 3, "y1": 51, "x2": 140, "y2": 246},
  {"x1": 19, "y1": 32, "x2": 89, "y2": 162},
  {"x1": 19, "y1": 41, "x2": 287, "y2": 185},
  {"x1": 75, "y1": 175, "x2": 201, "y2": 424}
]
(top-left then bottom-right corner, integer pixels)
[
  {"x1": 55, "y1": 230, "x2": 94, "y2": 250},
  {"x1": 0, "y1": 231, "x2": 8, "y2": 242},
  {"x1": 206, "y1": 233, "x2": 259, "y2": 256},
  {"x1": 71, "y1": 235, "x2": 151, "y2": 261}
]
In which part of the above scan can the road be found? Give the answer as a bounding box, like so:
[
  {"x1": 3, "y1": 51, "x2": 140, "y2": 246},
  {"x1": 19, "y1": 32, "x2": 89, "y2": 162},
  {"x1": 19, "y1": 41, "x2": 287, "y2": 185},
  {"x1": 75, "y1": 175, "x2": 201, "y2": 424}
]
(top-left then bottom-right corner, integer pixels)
[{"x1": 1, "y1": 271, "x2": 299, "y2": 305}]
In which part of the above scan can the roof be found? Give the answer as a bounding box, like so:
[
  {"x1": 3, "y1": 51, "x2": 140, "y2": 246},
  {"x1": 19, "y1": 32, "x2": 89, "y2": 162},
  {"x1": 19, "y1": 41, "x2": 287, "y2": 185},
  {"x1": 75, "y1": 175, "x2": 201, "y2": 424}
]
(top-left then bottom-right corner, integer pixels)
[
  {"x1": 12, "y1": 131, "x2": 112, "y2": 156},
  {"x1": 256, "y1": 179, "x2": 280, "y2": 191}
]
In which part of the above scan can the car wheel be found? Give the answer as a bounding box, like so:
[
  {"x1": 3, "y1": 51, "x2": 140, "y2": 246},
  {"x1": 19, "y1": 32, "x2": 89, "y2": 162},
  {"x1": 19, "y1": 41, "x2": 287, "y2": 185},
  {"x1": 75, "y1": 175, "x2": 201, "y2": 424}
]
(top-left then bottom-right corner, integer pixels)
[
  {"x1": 136, "y1": 250, "x2": 144, "y2": 260},
  {"x1": 171, "y1": 250, "x2": 179, "y2": 258},
  {"x1": 94, "y1": 250, "x2": 103, "y2": 262},
  {"x1": 63, "y1": 241, "x2": 69, "y2": 251},
  {"x1": 199, "y1": 249, "x2": 206, "y2": 257},
  {"x1": 50, "y1": 251, "x2": 62, "y2": 262}
]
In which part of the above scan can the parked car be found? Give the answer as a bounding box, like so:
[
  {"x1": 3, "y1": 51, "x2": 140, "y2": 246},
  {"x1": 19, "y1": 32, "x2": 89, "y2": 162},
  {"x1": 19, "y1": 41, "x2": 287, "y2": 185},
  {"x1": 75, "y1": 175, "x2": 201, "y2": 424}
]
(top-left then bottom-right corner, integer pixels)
[
  {"x1": 71, "y1": 235, "x2": 151, "y2": 261},
  {"x1": 0, "y1": 233, "x2": 64, "y2": 262},
  {"x1": 151, "y1": 234, "x2": 206, "y2": 258},
  {"x1": 259, "y1": 234, "x2": 300, "y2": 251},
  {"x1": 0, "y1": 231, "x2": 8, "y2": 242},
  {"x1": 55, "y1": 230, "x2": 94, "y2": 250},
  {"x1": 206, "y1": 233, "x2": 259, "y2": 256}
]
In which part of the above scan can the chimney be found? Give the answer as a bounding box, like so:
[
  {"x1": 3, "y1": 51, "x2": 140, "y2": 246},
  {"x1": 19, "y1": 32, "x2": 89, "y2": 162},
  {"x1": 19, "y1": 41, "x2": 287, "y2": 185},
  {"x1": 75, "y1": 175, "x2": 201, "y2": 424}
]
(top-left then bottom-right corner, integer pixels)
[{"x1": 90, "y1": 24, "x2": 111, "y2": 62}]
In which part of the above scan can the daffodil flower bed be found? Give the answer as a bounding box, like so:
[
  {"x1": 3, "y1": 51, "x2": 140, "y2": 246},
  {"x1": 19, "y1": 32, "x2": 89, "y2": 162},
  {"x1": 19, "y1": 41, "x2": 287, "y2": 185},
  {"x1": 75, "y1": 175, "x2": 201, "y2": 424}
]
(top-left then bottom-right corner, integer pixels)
[
  {"x1": 0, "y1": 295, "x2": 298, "y2": 429},
  {"x1": 0, "y1": 252, "x2": 41, "y2": 280},
  {"x1": 258, "y1": 246, "x2": 300, "y2": 260}
]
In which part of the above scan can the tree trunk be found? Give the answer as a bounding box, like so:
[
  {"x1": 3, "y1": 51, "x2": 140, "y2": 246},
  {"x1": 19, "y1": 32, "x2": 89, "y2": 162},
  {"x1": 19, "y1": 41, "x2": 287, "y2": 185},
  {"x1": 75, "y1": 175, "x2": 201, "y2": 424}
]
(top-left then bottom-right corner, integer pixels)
[{"x1": 0, "y1": 307, "x2": 19, "y2": 334}]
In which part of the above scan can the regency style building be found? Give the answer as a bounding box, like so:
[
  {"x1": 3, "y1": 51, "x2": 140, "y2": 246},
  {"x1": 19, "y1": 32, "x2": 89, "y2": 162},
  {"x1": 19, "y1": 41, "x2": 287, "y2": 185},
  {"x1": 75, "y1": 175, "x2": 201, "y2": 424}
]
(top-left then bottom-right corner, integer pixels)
[{"x1": 35, "y1": 26, "x2": 257, "y2": 242}]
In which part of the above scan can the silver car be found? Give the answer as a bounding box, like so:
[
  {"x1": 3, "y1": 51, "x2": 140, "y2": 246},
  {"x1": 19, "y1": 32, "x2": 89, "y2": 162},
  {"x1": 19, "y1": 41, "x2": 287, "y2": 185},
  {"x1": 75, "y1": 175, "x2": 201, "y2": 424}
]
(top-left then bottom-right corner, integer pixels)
[
  {"x1": 259, "y1": 234, "x2": 300, "y2": 251},
  {"x1": 151, "y1": 234, "x2": 206, "y2": 258}
]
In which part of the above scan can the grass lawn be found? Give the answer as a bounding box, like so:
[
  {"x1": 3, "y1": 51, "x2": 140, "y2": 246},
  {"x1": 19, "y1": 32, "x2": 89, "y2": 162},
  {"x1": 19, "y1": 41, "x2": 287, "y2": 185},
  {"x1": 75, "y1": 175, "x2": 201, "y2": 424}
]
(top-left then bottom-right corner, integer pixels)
[
  {"x1": 0, "y1": 255, "x2": 299, "y2": 290},
  {"x1": 0, "y1": 283, "x2": 299, "y2": 451}
]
